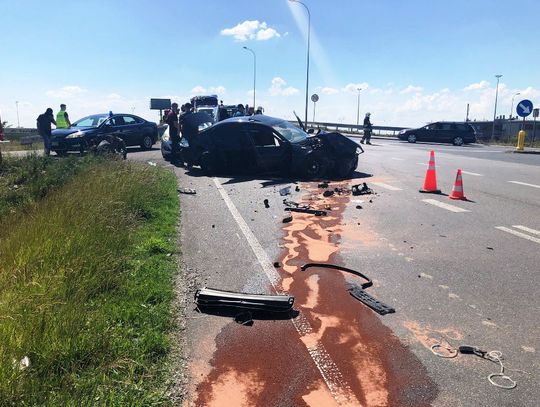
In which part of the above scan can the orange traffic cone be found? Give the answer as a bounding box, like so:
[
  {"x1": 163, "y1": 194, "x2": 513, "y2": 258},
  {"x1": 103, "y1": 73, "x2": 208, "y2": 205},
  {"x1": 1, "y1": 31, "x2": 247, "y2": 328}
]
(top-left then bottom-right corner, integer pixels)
[
  {"x1": 419, "y1": 150, "x2": 441, "y2": 194},
  {"x1": 449, "y1": 169, "x2": 467, "y2": 200}
]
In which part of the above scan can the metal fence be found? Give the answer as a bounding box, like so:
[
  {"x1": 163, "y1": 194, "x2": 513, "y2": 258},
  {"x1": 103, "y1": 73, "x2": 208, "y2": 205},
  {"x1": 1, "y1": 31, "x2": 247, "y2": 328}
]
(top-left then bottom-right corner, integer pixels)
[{"x1": 289, "y1": 120, "x2": 407, "y2": 137}]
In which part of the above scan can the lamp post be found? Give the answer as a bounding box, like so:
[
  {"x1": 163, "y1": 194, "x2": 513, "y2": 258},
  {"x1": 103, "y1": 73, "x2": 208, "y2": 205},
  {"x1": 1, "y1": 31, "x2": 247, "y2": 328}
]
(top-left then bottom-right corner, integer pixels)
[
  {"x1": 15, "y1": 101, "x2": 20, "y2": 128},
  {"x1": 510, "y1": 92, "x2": 520, "y2": 120},
  {"x1": 491, "y1": 74, "x2": 502, "y2": 140},
  {"x1": 243, "y1": 46, "x2": 256, "y2": 111},
  {"x1": 356, "y1": 88, "x2": 362, "y2": 130},
  {"x1": 289, "y1": 0, "x2": 310, "y2": 128}
]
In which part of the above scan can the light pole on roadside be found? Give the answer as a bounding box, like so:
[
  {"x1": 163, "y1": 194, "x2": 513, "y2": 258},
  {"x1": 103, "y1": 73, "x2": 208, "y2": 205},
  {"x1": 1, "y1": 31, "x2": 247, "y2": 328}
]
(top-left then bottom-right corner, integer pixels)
[
  {"x1": 491, "y1": 74, "x2": 502, "y2": 140},
  {"x1": 15, "y1": 101, "x2": 20, "y2": 128},
  {"x1": 243, "y1": 46, "x2": 256, "y2": 111},
  {"x1": 510, "y1": 92, "x2": 520, "y2": 120},
  {"x1": 289, "y1": 0, "x2": 311, "y2": 128},
  {"x1": 356, "y1": 88, "x2": 362, "y2": 130}
]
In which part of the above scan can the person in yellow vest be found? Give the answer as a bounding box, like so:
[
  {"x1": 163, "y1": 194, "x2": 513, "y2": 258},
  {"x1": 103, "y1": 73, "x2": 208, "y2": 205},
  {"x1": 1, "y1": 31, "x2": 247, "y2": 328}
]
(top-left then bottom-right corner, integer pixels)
[{"x1": 56, "y1": 104, "x2": 71, "y2": 128}]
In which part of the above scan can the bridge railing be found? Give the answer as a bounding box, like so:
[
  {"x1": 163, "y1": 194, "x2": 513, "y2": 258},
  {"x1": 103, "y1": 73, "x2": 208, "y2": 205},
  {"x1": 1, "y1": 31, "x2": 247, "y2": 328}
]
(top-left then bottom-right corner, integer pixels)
[{"x1": 288, "y1": 120, "x2": 408, "y2": 137}]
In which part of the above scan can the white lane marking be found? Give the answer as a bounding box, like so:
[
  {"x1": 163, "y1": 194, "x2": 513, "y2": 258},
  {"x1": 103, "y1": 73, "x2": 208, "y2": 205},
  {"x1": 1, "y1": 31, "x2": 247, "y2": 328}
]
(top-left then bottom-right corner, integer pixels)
[
  {"x1": 508, "y1": 181, "x2": 540, "y2": 189},
  {"x1": 513, "y1": 225, "x2": 540, "y2": 236},
  {"x1": 495, "y1": 226, "x2": 540, "y2": 245},
  {"x1": 422, "y1": 199, "x2": 470, "y2": 213},
  {"x1": 213, "y1": 178, "x2": 357, "y2": 405},
  {"x1": 391, "y1": 157, "x2": 404, "y2": 161},
  {"x1": 371, "y1": 182, "x2": 403, "y2": 191},
  {"x1": 461, "y1": 170, "x2": 483, "y2": 176}
]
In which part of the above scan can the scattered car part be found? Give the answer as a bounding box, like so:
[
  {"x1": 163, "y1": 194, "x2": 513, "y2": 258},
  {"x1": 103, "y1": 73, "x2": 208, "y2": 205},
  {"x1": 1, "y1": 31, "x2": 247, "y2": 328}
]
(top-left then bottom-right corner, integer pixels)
[
  {"x1": 282, "y1": 215, "x2": 293, "y2": 223},
  {"x1": 318, "y1": 181, "x2": 329, "y2": 189},
  {"x1": 300, "y1": 263, "x2": 372, "y2": 288},
  {"x1": 178, "y1": 188, "x2": 196, "y2": 194},
  {"x1": 87, "y1": 134, "x2": 127, "y2": 159},
  {"x1": 352, "y1": 182, "x2": 373, "y2": 195},
  {"x1": 282, "y1": 199, "x2": 311, "y2": 210},
  {"x1": 323, "y1": 190, "x2": 334, "y2": 197},
  {"x1": 234, "y1": 311, "x2": 254, "y2": 326},
  {"x1": 194, "y1": 287, "x2": 295, "y2": 312},
  {"x1": 285, "y1": 207, "x2": 327, "y2": 216},
  {"x1": 273, "y1": 262, "x2": 281, "y2": 268},
  {"x1": 264, "y1": 199, "x2": 270, "y2": 208},
  {"x1": 295, "y1": 185, "x2": 300, "y2": 192},
  {"x1": 348, "y1": 285, "x2": 396, "y2": 315},
  {"x1": 279, "y1": 186, "x2": 291, "y2": 196},
  {"x1": 356, "y1": 205, "x2": 363, "y2": 209}
]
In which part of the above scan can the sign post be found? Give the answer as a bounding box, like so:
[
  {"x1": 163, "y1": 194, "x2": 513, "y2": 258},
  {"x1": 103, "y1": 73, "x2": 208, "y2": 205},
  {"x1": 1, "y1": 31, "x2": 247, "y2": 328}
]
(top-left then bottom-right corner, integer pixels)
[
  {"x1": 311, "y1": 94, "x2": 319, "y2": 124},
  {"x1": 516, "y1": 99, "x2": 533, "y2": 151},
  {"x1": 532, "y1": 108, "x2": 539, "y2": 146}
]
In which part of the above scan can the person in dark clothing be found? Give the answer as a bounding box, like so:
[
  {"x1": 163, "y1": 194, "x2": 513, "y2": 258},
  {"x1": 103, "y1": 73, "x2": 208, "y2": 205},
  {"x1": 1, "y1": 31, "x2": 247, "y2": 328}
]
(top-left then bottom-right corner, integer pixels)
[
  {"x1": 233, "y1": 104, "x2": 245, "y2": 117},
  {"x1": 37, "y1": 108, "x2": 56, "y2": 155},
  {"x1": 166, "y1": 103, "x2": 180, "y2": 159},
  {"x1": 361, "y1": 112, "x2": 372, "y2": 145}
]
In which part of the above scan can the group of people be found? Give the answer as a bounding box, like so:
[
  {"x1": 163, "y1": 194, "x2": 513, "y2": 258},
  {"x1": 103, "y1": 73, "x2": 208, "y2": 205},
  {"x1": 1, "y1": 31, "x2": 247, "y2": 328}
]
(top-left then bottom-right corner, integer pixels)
[
  {"x1": 233, "y1": 104, "x2": 263, "y2": 116},
  {"x1": 36, "y1": 104, "x2": 71, "y2": 155},
  {"x1": 165, "y1": 102, "x2": 197, "y2": 163}
]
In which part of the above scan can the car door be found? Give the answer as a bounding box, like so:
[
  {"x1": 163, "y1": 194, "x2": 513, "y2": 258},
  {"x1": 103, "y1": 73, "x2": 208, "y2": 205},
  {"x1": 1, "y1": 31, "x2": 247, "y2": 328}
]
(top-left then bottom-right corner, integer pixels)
[
  {"x1": 209, "y1": 123, "x2": 257, "y2": 173},
  {"x1": 246, "y1": 123, "x2": 289, "y2": 173},
  {"x1": 117, "y1": 115, "x2": 138, "y2": 146},
  {"x1": 439, "y1": 123, "x2": 455, "y2": 143}
]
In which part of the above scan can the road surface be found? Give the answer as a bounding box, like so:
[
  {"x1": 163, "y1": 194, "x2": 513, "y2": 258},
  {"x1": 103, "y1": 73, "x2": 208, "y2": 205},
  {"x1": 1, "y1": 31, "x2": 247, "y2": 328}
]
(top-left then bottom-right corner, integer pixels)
[{"x1": 135, "y1": 139, "x2": 539, "y2": 406}]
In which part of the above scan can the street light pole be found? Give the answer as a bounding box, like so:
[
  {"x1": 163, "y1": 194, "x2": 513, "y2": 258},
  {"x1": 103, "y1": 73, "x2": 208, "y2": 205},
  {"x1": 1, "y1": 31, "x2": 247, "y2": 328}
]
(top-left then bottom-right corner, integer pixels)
[
  {"x1": 243, "y1": 46, "x2": 256, "y2": 110},
  {"x1": 510, "y1": 92, "x2": 520, "y2": 120},
  {"x1": 356, "y1": 88, "x2": 362, "y2": 129},
  {"x1": 15, "y1": 101, "x2": 20, "y2": 128},
  {"x1": 289, "y1": 0, "x2": 310, "y2": 128},
  {"x1": 491, "y1": 74, "x2": 502, "y2": 140}
]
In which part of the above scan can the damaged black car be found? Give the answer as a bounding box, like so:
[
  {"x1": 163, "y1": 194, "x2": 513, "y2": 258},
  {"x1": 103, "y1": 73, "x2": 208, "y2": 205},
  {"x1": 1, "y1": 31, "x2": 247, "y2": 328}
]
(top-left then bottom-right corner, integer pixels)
[{"x1": 175, "y1": 114, "x2": 363, "y2": 178}]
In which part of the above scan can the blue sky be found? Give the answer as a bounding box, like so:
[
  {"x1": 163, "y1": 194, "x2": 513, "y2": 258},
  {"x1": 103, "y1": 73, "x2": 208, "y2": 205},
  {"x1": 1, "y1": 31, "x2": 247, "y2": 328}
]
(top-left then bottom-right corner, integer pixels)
[{"x1": 1, "y1": 0, "x2": 540, "y2": 127}]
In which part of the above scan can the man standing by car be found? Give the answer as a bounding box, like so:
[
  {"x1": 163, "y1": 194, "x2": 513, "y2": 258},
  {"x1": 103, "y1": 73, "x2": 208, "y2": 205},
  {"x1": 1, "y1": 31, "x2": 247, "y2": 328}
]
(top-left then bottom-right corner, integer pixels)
[
  {"x1": 233, "y1": 104, "x2": 245, "y2": 117},
  {"x1": 37, "y1": 108, "x2": 56, "y2": 156},
  {"x1": 361, "y1": 112, "x2": 372, "y2": 145},
  {"x1": 56, "y1": 104, "x2": 71, "y2": 129},
  {"x1": 166, "y1": 102, "x2": 180, "y2": 161}
]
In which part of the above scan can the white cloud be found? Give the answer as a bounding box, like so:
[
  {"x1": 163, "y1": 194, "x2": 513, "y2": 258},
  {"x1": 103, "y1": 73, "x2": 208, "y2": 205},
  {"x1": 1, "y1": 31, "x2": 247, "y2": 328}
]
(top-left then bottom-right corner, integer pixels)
[
  {"x1": 321, "y1": 87, "x2": 339, "y2": 95},
  {"x1": 221, "y1": 20, "x2": 281, "y2": 42},
  {"x1": 46, "y1": 85, "x2": 87, "y2": 99},
  {"x1": 269, "y1": 77, "x2": 299, "y2": 96},
  {"x1": 400, "y1": 85, "x2": 424, "y2": 94},
  {"x1": 464, "y1": 80, "x2": 490, "y2": 91},
  {"x1": 342, "y1": 83, "x2": 369, "y2": 94},
  {"x1": 106, "y1": 93, "x2": 122, "y2": 100},
  {"x1": 190, "y1": 85, "x2": 226, "y2": 96}
]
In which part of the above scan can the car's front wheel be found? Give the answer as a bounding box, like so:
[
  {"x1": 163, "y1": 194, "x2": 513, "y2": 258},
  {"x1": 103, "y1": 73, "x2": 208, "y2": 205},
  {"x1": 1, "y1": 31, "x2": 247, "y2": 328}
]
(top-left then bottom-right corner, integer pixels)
[
  {"x1": 407, "y1": 134, "x2": 417, "y2": 143},
  {"x1": 453, "y1": 136, "x2": 464, "y2": 146},
  {"x1": 303, "y1": 154, "x2": 327, "y2": 179},
  {"x1": 335, "y1": 156, "x2": 358, "y2": 178},
  {"x1": 141, "y1": 134, "x2": 154, "y2": 150}
]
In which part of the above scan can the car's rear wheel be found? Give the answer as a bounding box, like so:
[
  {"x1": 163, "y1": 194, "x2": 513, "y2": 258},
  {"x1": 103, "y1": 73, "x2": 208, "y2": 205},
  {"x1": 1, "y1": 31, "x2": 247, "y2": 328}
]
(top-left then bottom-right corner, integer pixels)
[
  {"x1": 141, "y1": 134, "x2": 154, "y2": 150},
  {"x1": 407, "y1": 134, "x2": 417, "y2": 143},
  {"x1": 199, "y1": 151, "x2": 217, "y2": 175},
  {"x1": 453, "y1": 136, "x2": 464, "y2": 146}
]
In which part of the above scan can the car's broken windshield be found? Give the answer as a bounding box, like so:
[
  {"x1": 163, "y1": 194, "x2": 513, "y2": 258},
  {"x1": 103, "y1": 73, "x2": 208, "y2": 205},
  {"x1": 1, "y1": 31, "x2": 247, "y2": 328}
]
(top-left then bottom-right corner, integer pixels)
[{"x1": 271, "y1": 121, "x2": 307, "y2": 143}]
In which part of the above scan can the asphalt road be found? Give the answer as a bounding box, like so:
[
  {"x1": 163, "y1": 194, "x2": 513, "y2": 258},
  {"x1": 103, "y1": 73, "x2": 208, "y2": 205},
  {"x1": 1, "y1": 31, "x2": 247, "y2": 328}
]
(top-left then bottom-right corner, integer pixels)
[{"x1": 132, "y1": 139, "x2": 539, "y2": 407}]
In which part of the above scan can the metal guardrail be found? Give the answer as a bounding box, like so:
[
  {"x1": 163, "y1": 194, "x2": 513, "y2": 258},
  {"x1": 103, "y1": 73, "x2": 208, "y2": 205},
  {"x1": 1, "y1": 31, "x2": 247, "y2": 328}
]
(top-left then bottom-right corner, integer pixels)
[
  {"x1": 20, "y1": 135, "x2": 42, "y2": 145},
  {"x1": 289, "y1": 120, "x2": 407, "y2": 136}
]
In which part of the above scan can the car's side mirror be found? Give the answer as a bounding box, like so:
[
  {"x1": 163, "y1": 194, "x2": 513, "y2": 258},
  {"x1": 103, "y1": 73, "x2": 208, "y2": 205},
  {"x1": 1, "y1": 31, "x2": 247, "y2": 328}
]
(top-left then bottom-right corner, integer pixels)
[{"x1": 307, "y1": 128, "x2": 314, "y2": 134}]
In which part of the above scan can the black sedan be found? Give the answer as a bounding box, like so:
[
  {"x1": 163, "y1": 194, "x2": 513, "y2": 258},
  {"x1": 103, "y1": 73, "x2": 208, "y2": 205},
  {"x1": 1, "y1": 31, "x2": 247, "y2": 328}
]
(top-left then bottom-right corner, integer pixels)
[
  {"x1": 398, "y1": 122, "x2": 476, "y2": 146},
  {"x1": 50, "y1": 113, "x2": 158, "y2": 155},
  {"x1": 163, "y1": 114, "x2": 363, "y2": 179}
]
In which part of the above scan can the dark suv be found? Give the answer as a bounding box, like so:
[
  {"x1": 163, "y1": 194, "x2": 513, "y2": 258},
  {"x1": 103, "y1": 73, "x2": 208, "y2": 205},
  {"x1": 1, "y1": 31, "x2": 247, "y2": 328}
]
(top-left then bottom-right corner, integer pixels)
[{"x1": 398, "y1": 122, "x2": 476, "y2": 146}]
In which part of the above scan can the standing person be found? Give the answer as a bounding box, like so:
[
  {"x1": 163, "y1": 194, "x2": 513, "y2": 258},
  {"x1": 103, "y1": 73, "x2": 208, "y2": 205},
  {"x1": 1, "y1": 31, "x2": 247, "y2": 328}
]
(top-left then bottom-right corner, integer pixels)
[
  {"x1": 56, "y1": 104, "x2": 71, "y2": 129},
  {"x1": 37, "y1": 108, "x2": 56, "y2": 156},
  {"x1": 361, "y1": 112, "x2": 372, "y2": 145},
  {"x1": 166, "y1": 103, "x2": 180, "y2": 161},
  {"x1": 233, "y1": 104, "x2": 245, "y2": 117}
]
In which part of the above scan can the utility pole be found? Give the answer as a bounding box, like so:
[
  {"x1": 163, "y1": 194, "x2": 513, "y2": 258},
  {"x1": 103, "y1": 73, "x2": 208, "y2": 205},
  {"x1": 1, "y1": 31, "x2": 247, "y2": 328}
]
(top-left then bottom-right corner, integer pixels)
[
  {"x1": 491, "y1": 74, "x2": 502, "y2": 141},
  {"x1": 356, "y1": 88, "x2": 362, "y2": 130},
  {"x1": 15, "y1": 101, "x2": 20, "y2": 128}
]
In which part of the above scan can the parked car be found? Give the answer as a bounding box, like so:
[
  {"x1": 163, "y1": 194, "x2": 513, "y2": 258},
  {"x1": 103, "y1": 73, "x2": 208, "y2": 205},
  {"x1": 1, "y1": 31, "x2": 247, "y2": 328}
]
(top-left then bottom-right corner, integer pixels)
[
  {"x1": 398, "y1": 122, "x2": 476, "y2": 146},
  {"x1": 164, "y1": 113, "x2": 363, "y2": 179},
  {"x1": 50, "y1": 113, "x2": 158, "y2": 155}
]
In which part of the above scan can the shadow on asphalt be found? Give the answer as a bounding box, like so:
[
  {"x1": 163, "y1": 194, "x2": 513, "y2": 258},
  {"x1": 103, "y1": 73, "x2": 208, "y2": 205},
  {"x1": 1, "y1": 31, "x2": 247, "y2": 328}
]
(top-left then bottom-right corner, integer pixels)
[{"x1": 195, "y1": 306, "x2": 300, "y2": 324}]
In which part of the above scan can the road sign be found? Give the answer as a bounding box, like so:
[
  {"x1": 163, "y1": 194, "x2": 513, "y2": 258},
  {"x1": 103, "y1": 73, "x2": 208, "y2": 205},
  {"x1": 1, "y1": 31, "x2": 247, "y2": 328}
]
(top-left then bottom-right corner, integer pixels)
[
  {"x1": 311, "y1": 94, "x2": 319, "y2": 103},
  {"x1": 516, "y1": 99, "x2": 533, "y2": 118},
  {"x1": 533, "y1": 108, "x2": 539, "y2": 118}
]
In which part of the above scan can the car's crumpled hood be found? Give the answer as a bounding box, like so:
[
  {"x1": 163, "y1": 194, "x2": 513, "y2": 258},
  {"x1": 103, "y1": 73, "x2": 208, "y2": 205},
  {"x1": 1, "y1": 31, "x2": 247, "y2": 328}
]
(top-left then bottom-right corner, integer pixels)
[{"x1": 310, "y1": 132, "x2": 363, "y2": 155}]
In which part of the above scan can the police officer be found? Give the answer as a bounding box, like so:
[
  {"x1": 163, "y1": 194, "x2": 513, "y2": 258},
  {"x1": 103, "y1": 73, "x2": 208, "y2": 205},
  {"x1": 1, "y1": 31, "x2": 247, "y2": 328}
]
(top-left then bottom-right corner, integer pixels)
[{"x1": 56, "y1": 104, "x2": 71, "y2": 129}]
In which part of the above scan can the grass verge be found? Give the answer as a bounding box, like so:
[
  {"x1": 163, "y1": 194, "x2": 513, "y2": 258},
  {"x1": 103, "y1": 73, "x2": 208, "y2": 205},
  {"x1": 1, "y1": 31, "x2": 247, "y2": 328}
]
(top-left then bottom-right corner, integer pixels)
[{"x1": 0, "y1": 157, "x2": 179, "y2": 405}]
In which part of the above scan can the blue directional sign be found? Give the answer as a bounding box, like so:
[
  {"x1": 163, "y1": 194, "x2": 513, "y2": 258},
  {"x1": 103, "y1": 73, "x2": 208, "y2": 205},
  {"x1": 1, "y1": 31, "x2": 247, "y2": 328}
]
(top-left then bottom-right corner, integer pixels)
[{"x1": 516, "y1": 99, "x2": 533, "y2": 118}]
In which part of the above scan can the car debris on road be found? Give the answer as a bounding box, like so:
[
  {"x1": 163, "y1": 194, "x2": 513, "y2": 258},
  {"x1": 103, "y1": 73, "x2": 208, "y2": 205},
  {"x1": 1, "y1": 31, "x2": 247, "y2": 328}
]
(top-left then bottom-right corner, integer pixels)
[
  {"x1": 285, "y1": 207, "x2": 327, "y2": 216},
  {"x1": 195, "y1": 287, "x2": 295, "y2": 313},
  {"x1": 352, "y1": 182, "x2": 373, "y2": 196},
  {"x1": 178, "y1": 188, "x2": 196, "y2": 194}
]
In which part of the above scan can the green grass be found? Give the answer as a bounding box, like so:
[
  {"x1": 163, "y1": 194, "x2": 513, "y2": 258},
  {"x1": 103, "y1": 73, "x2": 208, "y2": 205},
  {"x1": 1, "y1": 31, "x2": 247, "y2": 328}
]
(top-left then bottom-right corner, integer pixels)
[
  {"x1": 0, "y1": 157, "x2": 179, "y2": 405},
  {"x1": 0, "y1": 141, "x2": 40, "y2": 152}
]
